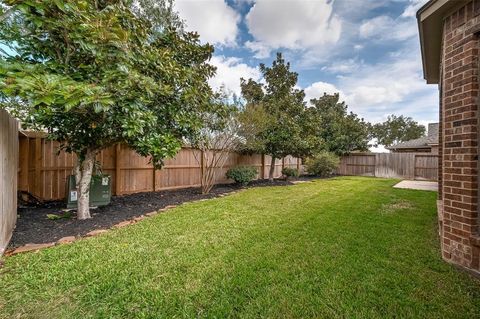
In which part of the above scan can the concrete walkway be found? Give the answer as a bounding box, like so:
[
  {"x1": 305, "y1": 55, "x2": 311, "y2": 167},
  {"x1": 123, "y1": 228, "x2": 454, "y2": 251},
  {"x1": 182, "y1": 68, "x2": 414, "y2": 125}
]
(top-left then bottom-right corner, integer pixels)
[{"x1": 393, "y1": 180, "x2": 438, "y2": 191}]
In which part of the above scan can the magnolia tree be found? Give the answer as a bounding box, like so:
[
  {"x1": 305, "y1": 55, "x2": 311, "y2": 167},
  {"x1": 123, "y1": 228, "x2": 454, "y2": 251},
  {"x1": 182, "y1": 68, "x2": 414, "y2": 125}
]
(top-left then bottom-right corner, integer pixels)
[
  {"x1": 305, "y1": 93, "x2": 371, "y2": 156},
  {"x1": 0, "y1": 0, "x2": 215, "y2": 219},
  {"x1": 191, "y1": 88, "x2": 241, "y2": 194},
  {"x1": 239, "y1": 53, "x2": 310, "y2": 180}
]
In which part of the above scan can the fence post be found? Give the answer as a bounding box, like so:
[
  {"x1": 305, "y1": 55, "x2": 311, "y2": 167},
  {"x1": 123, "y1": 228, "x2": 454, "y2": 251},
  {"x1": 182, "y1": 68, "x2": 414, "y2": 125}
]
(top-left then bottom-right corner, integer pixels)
[
  {"x1": 18, "y1": 136, "x2": 29, "y2": 192},
  {"x1": 34, "y1": 136, "x2": 42, "y2": 198},
  {"x1": 200, "y1": 149, "x2": 205, "y2": 185},
  {"x1": 152, "y1": 165, "x2": 156, "y2": 192},
  {"x1": 297, "y1": 157, "x2": 301, "y2": 173},
  {"x1": 261, "y1": 154, "x2": 265, "y2": 179},
  {"x1": 412, "y1": 154, "x2": 417, "y2": 180},
  {"x1": 0, "y1": 109, "x2": 19, "y2": 255},
  {"x1": 115, "y1": 144, "x2": 121, "y2": 195}
]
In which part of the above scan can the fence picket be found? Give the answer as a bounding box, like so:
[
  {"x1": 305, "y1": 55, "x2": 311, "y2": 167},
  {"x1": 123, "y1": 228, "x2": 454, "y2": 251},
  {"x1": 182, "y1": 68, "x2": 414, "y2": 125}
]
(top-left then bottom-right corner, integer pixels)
[
  {"x1": 17, "y1": 134, "x2": 302, "y2": 200},
  {"x1": 337, "y1": 152, "x2": 438, "y2": 181}
]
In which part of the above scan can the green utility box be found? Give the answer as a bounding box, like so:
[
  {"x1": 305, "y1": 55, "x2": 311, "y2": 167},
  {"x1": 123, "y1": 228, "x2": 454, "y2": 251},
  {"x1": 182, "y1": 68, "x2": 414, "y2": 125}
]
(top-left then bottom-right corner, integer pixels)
[{"x1": 66, "y1": 175, "x2": 112, "y2": 208}]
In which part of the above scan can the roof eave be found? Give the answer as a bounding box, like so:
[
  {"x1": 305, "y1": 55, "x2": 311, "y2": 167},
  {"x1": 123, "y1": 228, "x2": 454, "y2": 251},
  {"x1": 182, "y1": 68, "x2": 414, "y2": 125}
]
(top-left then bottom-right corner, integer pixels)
[
  {"x1": 417, "y1": 1, "x2": 433, "y2": 84},
  {"x1": 417, "y1": 0, "x2": 469, "y2": 84}
]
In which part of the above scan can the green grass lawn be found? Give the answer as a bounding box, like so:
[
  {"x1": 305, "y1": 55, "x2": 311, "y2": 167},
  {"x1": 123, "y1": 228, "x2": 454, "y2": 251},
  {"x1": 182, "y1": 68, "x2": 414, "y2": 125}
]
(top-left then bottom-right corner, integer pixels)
[{"x1": 1, "y1": 177, "x2": 479, "y2": 318}]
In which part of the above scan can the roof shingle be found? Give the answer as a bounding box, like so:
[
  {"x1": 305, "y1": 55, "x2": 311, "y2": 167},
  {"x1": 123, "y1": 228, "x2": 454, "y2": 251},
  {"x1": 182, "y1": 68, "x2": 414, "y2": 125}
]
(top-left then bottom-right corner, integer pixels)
[{"x1": 388, "y1": 123, "x2": 438, "y2": 150}]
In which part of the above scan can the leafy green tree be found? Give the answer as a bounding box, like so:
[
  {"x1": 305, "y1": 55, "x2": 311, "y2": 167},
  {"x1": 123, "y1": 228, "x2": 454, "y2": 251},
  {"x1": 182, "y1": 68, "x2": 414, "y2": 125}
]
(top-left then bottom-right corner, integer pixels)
[
  {"x1": 306, "y1": 93, "x2": 370, "y2": 156},
  {"x1": 130, "y1": 0, "x2": 184, "y2": 32},
  {"x1": 239, "y1": 53, "x2": 309, "y2": 180},
  {"x1": 372, "y1": 114, "x2": 426, "y2": 147},
  {"x1": 0, "y1": 0, "x2": 215, "y2": 219},
  {"x1": 237, "y1": 78, "x2": 270, "y2": 154}
]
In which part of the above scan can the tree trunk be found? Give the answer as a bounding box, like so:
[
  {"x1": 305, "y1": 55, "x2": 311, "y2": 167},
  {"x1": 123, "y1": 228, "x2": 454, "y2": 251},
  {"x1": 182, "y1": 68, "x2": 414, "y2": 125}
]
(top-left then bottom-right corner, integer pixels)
[
  {"x1": 75, "y1": 150, "x2": 96, "y2": 220},
  {"x1": 269, "y1": 155, "x2": 276, "y2": 181},
  {"x1": 202, "y1": 167, "x2": 215, "y2": 194},
  {"x1": 201, "y1": 152, "x2": 217, "y2": 194}
]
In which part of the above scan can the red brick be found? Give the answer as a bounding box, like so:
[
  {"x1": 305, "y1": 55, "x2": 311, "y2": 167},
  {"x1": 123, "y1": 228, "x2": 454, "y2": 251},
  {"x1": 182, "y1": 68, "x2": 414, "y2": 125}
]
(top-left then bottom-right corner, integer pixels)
[{"x1": 438, "y1": 0, "x2": 480, "y2": 274}]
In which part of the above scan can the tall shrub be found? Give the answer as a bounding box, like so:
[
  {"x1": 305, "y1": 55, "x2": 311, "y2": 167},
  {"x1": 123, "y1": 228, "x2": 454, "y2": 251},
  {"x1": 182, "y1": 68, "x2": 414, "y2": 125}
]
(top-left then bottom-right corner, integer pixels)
[
  {"x1": 226, "y1": 166, "x2": 257, "y2": 186},
  {"x1": 305, "y1": 152, "x2": 339, "y2": 177}
]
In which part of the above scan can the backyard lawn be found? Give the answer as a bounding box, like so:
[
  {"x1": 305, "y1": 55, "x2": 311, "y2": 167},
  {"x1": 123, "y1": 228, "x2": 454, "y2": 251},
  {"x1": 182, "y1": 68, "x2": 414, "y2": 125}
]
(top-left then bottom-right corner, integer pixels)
[{"x1": 0, "y1": 177, "x2": 479, "y2": 318}]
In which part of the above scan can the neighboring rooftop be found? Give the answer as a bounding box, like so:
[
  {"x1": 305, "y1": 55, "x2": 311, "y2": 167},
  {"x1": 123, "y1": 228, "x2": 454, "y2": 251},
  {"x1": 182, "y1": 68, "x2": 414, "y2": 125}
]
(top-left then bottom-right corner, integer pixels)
[{"x1": 388, "y1": 123, "x2": 439, "y2": 150}]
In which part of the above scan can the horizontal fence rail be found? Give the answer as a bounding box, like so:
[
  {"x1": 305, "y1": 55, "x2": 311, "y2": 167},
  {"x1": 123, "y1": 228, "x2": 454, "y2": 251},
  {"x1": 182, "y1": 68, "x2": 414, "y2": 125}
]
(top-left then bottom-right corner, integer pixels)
[
  {"x1": 18, "y1": 133, "x2": 302, "y2": 201},
  {"x1": 337, "y1": 152, "x2": 438, "y2": 181}
]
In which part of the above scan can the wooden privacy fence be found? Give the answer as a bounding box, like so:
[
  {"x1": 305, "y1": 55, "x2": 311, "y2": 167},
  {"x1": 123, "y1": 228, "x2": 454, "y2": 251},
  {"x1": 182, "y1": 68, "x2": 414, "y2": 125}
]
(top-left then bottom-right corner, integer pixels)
[
  {"x1": 18, "y1": 133, "x2": 301, "y2": 201},
  {"x1": 337, "y1": 152, "x2": 438, "y2": 181},
  {"x1": 1, "y1": 110, "x2": 18, "y2": 255}
]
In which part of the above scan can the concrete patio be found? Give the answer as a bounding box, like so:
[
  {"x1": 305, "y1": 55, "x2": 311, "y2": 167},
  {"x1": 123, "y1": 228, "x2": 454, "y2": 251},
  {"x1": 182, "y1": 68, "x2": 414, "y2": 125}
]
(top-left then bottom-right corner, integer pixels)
[{"x1": 393, "y1": 180, "x2": 438, "y2": 192}]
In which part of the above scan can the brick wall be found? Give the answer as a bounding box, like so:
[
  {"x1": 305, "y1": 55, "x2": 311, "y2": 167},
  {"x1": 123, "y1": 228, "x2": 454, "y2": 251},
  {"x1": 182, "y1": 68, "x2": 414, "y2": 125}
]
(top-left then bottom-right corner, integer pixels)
[{"x1": 440, "y1": 0, "x2": 480, "y2": 274}]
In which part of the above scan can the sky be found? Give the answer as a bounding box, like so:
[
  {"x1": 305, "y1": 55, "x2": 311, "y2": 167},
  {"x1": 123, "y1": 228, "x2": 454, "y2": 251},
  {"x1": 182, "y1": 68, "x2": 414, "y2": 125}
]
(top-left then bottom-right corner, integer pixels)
[{"x1": 174, "y1": 0, "x2": 438, "y2": 129}]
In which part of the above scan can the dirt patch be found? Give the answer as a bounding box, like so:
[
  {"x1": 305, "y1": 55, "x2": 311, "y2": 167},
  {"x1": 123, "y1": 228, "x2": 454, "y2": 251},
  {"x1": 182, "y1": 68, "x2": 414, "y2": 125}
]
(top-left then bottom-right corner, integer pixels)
[
  {"x1": 9, "y1": 177, "x2": 319, "y2": 248},
  {"x1": 382, "y1": 200, "x2": 414, "y2": 213}
]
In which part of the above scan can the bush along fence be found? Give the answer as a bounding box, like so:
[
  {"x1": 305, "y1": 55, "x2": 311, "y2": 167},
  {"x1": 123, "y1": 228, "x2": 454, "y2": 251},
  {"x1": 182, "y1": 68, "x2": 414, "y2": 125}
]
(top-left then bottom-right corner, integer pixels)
[
  {"x1": 337, "y1": 152, "x2": 439, "y2": 181},
  {"x1": 18, "y1": 132, "x2": 302, "y2": 201},
  {"x1": 0, "y1": 110, "x2": 18, "y2": 255}
]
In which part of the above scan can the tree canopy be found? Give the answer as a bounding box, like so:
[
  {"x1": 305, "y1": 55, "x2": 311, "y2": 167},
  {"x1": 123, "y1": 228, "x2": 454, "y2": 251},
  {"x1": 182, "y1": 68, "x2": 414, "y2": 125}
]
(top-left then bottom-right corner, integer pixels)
[
  {"x1": 372, "y1": 114, "x2": 426, "y2": 147},
  {"x1": 305, "y1": 93, "x2": 371, "y2": 156},
  {"x1": 0, "y1": 0, "x2": 215, "y2": 166},
  {"x1": 238, "y1": 53, "x2": 310, "y2": 179},
  {"x1": 0, "y1": 0, "x2": 216, "y2": 218}
]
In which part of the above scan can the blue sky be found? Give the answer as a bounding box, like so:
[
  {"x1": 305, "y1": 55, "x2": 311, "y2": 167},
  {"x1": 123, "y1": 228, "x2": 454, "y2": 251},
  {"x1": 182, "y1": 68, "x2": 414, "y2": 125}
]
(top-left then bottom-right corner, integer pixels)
[{"x1": 174, "y1": 0, "x2": 437, "y2": 127}]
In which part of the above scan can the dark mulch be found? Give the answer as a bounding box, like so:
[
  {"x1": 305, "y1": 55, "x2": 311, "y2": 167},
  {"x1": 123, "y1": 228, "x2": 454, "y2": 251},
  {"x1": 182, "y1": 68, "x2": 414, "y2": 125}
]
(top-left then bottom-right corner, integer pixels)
[{"x1": 9, "y1": 177, "x2": 317, "y2": 248}]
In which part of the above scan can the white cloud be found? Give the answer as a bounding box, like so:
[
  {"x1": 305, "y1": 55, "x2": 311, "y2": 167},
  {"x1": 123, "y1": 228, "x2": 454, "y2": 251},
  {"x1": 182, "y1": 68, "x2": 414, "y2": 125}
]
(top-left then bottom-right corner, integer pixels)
[
  {"x1": 302, "y1": 45, "x2": 438, "y2": 124},
  {"x1": 304, "y1": 82, "x2": 345, "y2": 104},
  {"x1": 354, "y1": 44, "x2": 364, "y2": 51},
  {"x1": 245, "y1": 0, "x2": 342, "y2": 57},
  {"x1": 359, "y1": 15, "x2": 417, "y2": 41},
  {"x1": 321, "y1": 58, "x2": 362, "y2": 74},
  {"x1": 305, "y1": 54, "x2": 427, "y2": 111},
  {"x1": 175, "y1": 0, "x2": 240, "y2": 46},
  {"x1": 401, "y1": 0, "x2": 429, "y2": 18},
  {"x1": 244, "y1": 41, "x2": 271, "y2": 59},
  {"x1": 343, "y1": 58, "x2": 427, "y2": 111},
  {"x1": 208, "y1": 56, "x2": 261, "y2": 96}
]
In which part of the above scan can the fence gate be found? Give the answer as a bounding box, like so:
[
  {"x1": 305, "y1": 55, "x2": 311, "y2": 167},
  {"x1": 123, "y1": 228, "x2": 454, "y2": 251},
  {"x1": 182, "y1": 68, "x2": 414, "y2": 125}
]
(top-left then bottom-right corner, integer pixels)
[
  {"x1": 374, "y1": 153, "x2": 416, "y2": 179},
  {"x1": 414, "y1": 155, "x2": 439, "y2": 180}
]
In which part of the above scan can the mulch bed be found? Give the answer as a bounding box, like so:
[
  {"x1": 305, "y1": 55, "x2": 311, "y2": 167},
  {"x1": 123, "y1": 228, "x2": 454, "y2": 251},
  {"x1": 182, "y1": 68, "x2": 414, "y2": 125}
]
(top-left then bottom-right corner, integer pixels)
[{"x1": 9, "y1": 178, "x2": 317, "y2": 248}]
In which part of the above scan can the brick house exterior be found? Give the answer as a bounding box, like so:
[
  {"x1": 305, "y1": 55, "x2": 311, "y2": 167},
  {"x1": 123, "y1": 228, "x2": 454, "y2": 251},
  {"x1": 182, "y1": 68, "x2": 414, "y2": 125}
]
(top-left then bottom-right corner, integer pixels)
[{"x1": 418, "y1": 0, "x2": 480, "y2": 275}]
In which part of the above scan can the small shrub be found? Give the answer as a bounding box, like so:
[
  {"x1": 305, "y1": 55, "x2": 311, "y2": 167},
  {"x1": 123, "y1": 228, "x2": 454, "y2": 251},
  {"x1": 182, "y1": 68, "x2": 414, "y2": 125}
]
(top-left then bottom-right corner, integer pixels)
[
  {"x1": 281, "y1": 167, "x2": 298, "y2": 179},
  {"x1": 305, "y1": 151, "x2": 339, "y2": 177},
  {"x1": 226, "y1": 166, "x2": 257, "y2": 186}
]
